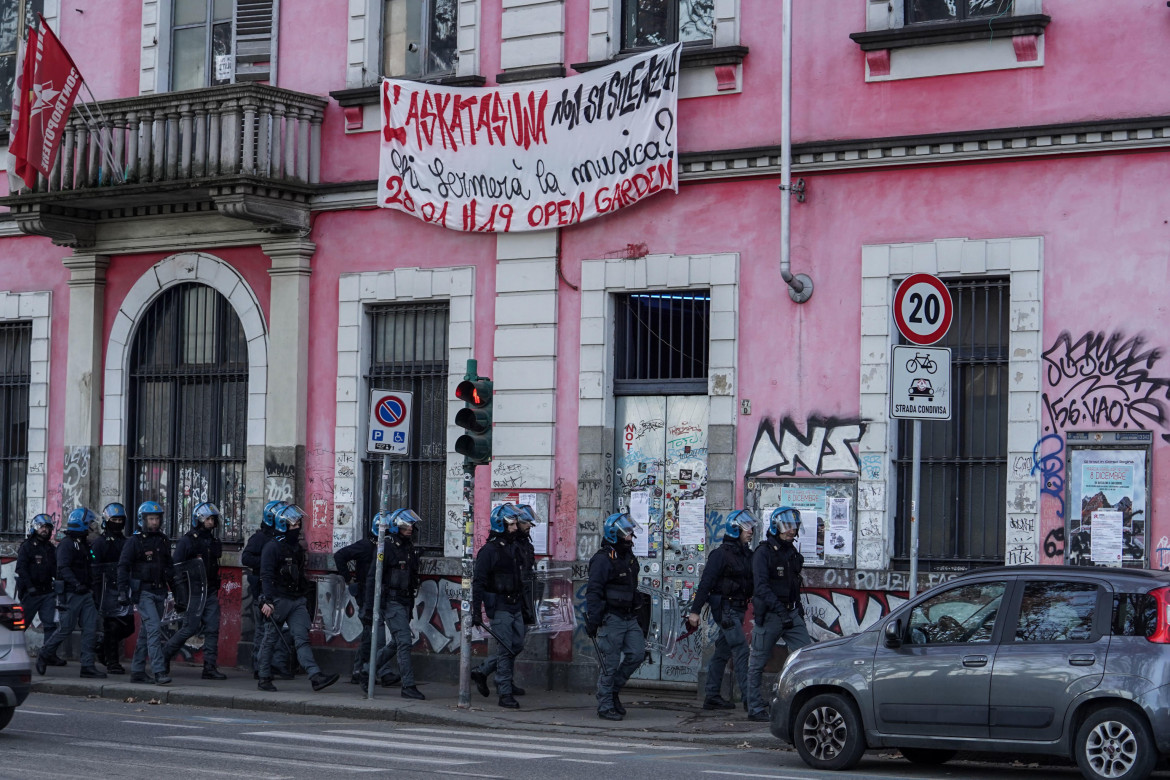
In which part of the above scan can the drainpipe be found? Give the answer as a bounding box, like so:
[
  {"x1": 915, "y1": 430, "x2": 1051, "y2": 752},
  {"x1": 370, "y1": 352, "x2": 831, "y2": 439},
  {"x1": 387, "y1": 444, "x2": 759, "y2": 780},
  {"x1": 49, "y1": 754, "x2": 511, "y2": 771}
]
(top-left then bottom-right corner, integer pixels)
[{"x1": 781, "y1": 0, "x2": 813, "y2": 303}]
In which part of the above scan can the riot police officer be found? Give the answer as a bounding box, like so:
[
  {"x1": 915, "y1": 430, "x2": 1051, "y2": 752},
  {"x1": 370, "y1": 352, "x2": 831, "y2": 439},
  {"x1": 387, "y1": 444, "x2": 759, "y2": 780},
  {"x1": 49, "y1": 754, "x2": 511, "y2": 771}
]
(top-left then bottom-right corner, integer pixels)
[
  {"x1": 257, "y1": 504, "x2": 338, "y2": 693},
  {"x1": 746, "y1": 506, "x2": 812, "y2": 722},
  {"x1": 363, "y1": 509, "x2": 424, "y2": 700},
  {"x1": 17, "y1": 514, "x2": 59, "y2": 664},
  {"x1": 164, "y1": 501, "x2": 226, "y2": 680},
  {"x1": 242, "y1": 501, "x2": 291, "y2": 679},
  {"x1": 118, "y1": 501, "x2": 176, "y2": 684},
  {"x1": 471, "y1": 504, "x2": 530, "y2": 709},
  {"x1": 585, "y1": 512, "x2": 645, "y2": 721},
  {"x1": 688, "y1": 510, "x2": 756, "y2": 710},
  {"x1": 334, "y1": 518, "x2": 379, "y2": 685},
  {"x1": 92, "y1": 503, "x2": 134, "y2": 674},
  {"x1": 37, "y1": 507, "x2": 105, "y2": 678},
  {"x1": 473, "y1": 504, "x2": 537, "y2": 699}
]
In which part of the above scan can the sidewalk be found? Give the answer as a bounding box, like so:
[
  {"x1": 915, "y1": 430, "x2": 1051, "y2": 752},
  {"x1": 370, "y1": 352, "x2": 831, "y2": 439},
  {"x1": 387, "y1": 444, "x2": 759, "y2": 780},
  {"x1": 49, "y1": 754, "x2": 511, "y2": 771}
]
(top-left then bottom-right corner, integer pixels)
[{"x1": 30, "y1": 663, "x2": 776, "y2": 748}]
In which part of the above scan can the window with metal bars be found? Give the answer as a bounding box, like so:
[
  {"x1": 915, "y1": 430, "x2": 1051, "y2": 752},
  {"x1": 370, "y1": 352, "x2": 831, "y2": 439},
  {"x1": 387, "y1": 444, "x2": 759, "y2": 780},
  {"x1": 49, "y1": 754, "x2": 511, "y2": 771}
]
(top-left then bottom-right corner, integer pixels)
[
  {"x1": 0, "y1": 322, "x2": 30, "y2": 536},
  {"x1": 362, "y1": 302, "x2": 449, "y2": 554},
  {"x1": 125, "y1": 283, "x2": 248, "y2": 542},
  {"x1": 894, "y1": 277, "x2": 1009, "y2": 567},
  {"x1": 614, "y1": 292, "x2": 710, "y2": 395}
]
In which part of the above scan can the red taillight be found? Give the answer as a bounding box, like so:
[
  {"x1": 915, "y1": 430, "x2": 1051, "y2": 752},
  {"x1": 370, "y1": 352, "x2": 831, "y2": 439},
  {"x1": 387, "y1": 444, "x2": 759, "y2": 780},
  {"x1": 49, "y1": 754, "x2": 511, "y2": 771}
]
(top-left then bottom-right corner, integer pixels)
[
  {"x1": 0, "y1": 604, "x2": 26, "y2": 632},
  {"x1": 1146, "y1": 587, "x2": 1170, "y2": 644}
]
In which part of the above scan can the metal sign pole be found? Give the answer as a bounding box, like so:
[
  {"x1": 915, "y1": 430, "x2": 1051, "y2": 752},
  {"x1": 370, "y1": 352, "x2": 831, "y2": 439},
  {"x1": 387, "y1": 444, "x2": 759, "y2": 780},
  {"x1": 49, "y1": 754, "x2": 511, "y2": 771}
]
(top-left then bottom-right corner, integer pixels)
[
  {"x1": 909, "y1": 420, "x2": 921, "y2": 599},
  {"x1": 457, "y1": 463, "x2": 475, "y2": 709},
  {"x1": 366, "y1": 453, "x2": 393, "y2": 700}
]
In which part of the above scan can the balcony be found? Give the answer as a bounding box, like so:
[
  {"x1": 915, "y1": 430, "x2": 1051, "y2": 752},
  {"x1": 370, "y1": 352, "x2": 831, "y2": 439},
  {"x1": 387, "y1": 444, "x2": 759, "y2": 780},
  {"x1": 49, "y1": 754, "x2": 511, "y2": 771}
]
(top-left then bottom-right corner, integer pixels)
[{"x1": 0, "y1": 83, "x2": 327, "y2": 248}]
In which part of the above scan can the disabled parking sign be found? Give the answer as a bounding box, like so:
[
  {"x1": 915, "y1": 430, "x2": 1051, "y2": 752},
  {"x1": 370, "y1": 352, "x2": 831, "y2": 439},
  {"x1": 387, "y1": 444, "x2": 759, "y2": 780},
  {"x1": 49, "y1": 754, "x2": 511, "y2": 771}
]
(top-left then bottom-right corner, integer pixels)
[{"x1": 367, "y1": 390, "x2": 413, "y2": 455}]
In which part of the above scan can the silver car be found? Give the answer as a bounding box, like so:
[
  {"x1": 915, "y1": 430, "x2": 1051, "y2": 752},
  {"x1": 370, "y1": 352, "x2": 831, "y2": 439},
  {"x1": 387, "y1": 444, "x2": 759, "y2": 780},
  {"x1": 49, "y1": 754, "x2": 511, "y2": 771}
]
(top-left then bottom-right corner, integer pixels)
[
  {"x1": 0, "y1": 591, "x2": 32, "y2": 730},
  {"x1": 770, "y1": 565, "x2": 1170, "y2": 780}
]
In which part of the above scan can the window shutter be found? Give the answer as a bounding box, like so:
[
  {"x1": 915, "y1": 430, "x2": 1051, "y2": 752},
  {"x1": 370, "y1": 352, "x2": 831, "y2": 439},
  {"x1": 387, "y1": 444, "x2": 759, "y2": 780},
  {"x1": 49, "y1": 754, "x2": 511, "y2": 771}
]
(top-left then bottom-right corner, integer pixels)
[{"x1": 234, "y1": 0, "x2": 277, "y2": 82}]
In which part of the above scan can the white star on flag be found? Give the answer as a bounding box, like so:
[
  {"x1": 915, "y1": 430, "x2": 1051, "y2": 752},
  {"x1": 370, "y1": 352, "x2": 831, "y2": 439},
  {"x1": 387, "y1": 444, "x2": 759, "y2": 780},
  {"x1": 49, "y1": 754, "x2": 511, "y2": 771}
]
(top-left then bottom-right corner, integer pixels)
[{"x1": 28, "y1": 80, "x2": 60, "y2": 118}]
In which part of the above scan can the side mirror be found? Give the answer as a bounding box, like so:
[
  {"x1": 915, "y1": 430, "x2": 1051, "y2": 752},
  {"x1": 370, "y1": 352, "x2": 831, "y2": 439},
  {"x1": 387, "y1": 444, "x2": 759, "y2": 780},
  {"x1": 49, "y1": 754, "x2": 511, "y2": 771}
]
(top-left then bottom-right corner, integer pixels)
[{"x1": 884, "y1": 618, "x2": 903, "y2": 648}]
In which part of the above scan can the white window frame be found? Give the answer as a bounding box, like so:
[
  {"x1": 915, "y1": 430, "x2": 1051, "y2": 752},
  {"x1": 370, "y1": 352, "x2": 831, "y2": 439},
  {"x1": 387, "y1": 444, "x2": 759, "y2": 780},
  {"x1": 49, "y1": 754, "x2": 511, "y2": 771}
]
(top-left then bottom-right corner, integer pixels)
[
  {"x1": 588, "y1": 0, "x2": 739, "y2": 62},
  {"x1": 347, "y1": 0, "x2": 480, "y2": 88},
  {"x1": 0, "y1": 291, "x2": 51, "y2": 520}
]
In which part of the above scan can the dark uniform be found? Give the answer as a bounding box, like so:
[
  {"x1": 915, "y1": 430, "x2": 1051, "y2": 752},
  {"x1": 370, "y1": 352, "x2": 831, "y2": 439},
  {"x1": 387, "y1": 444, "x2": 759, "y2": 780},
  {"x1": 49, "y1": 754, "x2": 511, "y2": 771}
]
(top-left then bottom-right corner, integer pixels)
[
  {"x1": 118, "y1": 525, "x2": 176, "y2": 682},
  {"x1": 334, "y1": 535, "x2": 376, "y2": 681},
  {"x1": 363, "y1": 531, "x2": 422, "y2": 695},
  {"x1": 39, "y1": 523, "x2": 102, "y2": 676},
  {"x1": 258, "y1": 532, "x2": 330, "y2": 688},
  {"x1": 242, "y1": 522, "x2": 289, "y2": 676},
  {"x1": 586, "y1": 536, "x2": 645, "y2": 717},
  {"x1": 91, "y1": 526, "x2": 133, "y2": 672},
  {"x1": 692, "y1": 534, "x2": 754, "y2": 706},
  {"x1": 164, "y1": 523, "x2": 224, "y2": 676},
  {"x1": 745, "y1": 532, "x2": 812, "y2": 717},
  {"x1": 471, "y1": 530, "x2": 526, "y2": 704},
  {"x1": 16, "y1": 529, "x2": 57, "y2": 647}
]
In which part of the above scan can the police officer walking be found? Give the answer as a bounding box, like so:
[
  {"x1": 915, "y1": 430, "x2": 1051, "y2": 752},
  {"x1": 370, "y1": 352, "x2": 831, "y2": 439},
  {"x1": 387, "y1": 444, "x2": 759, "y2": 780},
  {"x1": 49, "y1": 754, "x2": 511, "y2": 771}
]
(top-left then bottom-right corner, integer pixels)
[
  {"x1": 746, "y1": 506, "x2": 812, "y2": 722},
  {"x1": 37, "y1": 508, "x2": 106, "y2": 678},
  {"x1": 242, "y1": 501, "x2": 291, "y2": 680},
  {"x1": 118, "y1": 501, "x2": 177, "y2": 685},
  {"x1": 92, "y1": 503, "x2": 134, "y2": 674},
  {"x1": 471, "y1": 504, "x2": 529, "y2": 709},
  {"x1": 688, "y1": 509, "x2": 756, "y2": 711},
  {"x1": 17, "y1": 514, "x2": 59, "y2": 665},
  {"x1": 363, "y1": 509, "x2": 424, "y2": 699},
  {"x1": 257, "y1": 504, "x2": 338, "y2": 693},
  {"x1": 585, "y1": 512, "x2": 645, "y2": 721},
  {"x1": 164, "y1": 502, "x2": 226, "y2": 680},
  {"x1": 334, "y1": 518, "x2": 378, "y2": 685}
]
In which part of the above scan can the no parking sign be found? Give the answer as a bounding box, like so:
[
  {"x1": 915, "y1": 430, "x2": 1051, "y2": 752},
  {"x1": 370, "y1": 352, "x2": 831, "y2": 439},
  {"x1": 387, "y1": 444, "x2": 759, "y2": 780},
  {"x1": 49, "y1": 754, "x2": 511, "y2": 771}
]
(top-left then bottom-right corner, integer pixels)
[{"x1": 367, "y1": 390, "x2": 413, "y2": 455}]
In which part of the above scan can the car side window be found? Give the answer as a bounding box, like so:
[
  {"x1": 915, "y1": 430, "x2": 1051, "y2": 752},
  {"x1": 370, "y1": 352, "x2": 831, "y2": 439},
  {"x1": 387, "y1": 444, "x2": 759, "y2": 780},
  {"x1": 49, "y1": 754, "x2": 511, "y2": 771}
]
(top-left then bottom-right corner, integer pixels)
[
  {"x1": 906, "y1": 581, "x2": 1006, "y2": 645},
  {"x1": 1014, "y1": 581, "x2": 1099, "y2": 643}
]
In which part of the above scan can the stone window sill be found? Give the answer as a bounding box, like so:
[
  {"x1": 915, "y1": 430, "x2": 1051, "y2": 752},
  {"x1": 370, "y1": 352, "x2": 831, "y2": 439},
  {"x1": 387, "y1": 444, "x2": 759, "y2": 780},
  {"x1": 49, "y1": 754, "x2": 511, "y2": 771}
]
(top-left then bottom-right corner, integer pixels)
[
  {"x1": 570, "y1": 45, "x2": 748, "y2": 74},
  {"x1": 849, "y1": 14, "x2": 1051, "y2": 51},
  {"x1": 329, "y1": 74, "x2": 488, "y2": 108}
]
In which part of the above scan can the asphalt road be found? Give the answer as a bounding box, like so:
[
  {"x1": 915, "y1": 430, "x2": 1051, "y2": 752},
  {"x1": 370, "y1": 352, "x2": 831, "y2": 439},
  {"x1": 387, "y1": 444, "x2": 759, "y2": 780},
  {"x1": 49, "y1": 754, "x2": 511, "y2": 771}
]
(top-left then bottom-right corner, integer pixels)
[{"x1": 1, "y1": 694, "x2": 1168, "y2": 780}]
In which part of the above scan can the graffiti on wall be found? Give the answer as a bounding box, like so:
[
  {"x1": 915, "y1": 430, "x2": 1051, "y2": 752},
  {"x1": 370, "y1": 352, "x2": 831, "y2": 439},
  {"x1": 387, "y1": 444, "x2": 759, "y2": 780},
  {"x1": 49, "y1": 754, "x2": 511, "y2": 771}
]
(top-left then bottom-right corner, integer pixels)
[
  {"x1": 746, "y1": 417, "x2": 867, "y2": 478},
  {"x1": 318, "y1": 575, "x2": 464, "y2": 653},
  {"x1": 61, "y1": 447, "x2": 91, "y2": 512},
  {"x1": 802, "y1": 588, "x2": 907, "y2": 642}
]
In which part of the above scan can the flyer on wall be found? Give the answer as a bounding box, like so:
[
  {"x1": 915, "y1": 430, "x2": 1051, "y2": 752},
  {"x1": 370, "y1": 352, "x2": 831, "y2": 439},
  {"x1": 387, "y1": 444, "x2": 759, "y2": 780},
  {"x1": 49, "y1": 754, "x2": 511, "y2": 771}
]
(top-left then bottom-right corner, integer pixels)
[
  {"x1": 1068, "y1": 449, "x2": 1147, "y2": 566},
  {"x1": 779, "y1": 486, "x2": 826, "y2": 565}
]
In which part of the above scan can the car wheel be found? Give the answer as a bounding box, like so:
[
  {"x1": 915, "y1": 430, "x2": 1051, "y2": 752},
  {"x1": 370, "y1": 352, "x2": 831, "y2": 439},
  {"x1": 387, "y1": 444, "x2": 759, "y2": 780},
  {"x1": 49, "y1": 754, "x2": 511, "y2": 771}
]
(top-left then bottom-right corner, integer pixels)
[
  {"x1": 793, "y1": 693, "x2": 867, "y2": 771},
  {"x1": 1075, "y1": 707, "x2": 1156, "y2": 780},
  {"x1": 0, "y1": 706, "x2": 14, "y2": 731},
  {"x1": 898, "y1": 747, "x2": 956, "y2": 765}
]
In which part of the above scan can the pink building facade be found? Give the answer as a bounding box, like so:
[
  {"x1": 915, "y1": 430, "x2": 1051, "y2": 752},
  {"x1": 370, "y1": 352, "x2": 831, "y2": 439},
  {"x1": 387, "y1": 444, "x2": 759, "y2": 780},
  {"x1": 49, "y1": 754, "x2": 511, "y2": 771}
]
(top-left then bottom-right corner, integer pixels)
[{"x1": 0, "y1": 0, "x2": 1167, "y2": 686}]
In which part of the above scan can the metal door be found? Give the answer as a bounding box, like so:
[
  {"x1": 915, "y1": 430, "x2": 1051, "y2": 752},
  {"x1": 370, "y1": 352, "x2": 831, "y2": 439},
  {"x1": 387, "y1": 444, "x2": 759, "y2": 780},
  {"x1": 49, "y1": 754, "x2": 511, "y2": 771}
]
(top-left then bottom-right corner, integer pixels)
[{"x1": 614, "y1": 395, "x2": 709, "y2": 683}]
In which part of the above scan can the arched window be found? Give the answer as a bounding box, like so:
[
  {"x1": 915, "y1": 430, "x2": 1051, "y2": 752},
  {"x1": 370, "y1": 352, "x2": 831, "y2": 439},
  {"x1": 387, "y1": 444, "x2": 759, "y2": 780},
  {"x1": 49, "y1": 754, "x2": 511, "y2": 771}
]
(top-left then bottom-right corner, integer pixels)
[{"x1": 126, "y1": 283, "x2": 248, "y2": 540}]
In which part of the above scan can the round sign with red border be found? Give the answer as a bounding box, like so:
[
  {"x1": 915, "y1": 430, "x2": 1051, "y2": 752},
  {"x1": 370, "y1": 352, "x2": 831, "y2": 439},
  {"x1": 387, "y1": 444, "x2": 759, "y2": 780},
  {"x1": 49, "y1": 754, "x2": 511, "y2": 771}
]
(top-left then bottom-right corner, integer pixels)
[
  {"x1": 375, "y1": 395, "x2": 407, "y2": 427},
  {"x1": 893, "y1": 274, "x2": 953, "y2": 346}
]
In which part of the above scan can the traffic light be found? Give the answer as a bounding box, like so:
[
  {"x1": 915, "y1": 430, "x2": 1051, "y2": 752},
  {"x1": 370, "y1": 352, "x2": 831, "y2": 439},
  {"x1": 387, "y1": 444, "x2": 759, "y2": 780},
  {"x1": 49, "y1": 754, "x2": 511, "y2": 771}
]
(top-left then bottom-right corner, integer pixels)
[{"x1": 455, "y1": 374, "x2": 493, "y2": 467}]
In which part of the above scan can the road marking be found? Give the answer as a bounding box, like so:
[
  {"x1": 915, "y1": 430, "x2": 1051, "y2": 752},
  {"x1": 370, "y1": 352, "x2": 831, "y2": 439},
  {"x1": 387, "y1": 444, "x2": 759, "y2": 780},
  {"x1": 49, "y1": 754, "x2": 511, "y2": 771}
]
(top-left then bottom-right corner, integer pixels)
[
  {"x1": 330, "y1": 729, "x2": 631, "y2": 755},
  {"x1": 188, "y1": 715, "x2": 274, "y2": 724},
  {"x1": 395, "y1": 725, "x2": 699, "y2": 750},
  {"x1": 430, "y1": 772, "x2": 504, "y2": 779},
  {"x1": 164, "y1": 736, "x2": 464, "y2": 767},
  {"x1": 121, "y1": 719, "x2": 204, "y2": 728},
  {"x1": 15, "y1": 709, "x2": 66, "y2": 716},
  {"x1": 559, "y1": 758, "x2": 615, "y2": 765},
  {"x1": 242, "y1": 730, "x2": 558, "y2": 760},
  {"x1": 703, "y1": 772, "x2": 815, "y2": 780},
  {"x1": 76, "y1": 739, "x2": 386, "y2": 773},
  {"x1": 68, "y1": 744, "x2": 291, "y2": 779}
]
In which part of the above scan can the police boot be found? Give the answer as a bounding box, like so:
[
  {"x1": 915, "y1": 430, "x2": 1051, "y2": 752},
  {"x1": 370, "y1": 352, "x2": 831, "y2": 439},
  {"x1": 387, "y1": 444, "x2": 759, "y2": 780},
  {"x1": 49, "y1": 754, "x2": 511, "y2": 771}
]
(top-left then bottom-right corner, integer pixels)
[
  {"x1": 202, "y1": 665, "x2": 227, "y2": 680},
  {"x1": 612, "y1": 691, "x2": 627, "y2": 716},
  {"x1": 400, "y1": 685, "x2": 425, "y2": 700},
  {"x1": 498, "y1": 694, "x2": 520, "y2": 709},
  {"x1": 597, "y1": 707, "x2": 623, "y2": 721},
  {"x1": 80, "y1": 666, "x2": 108, "y2": 679},
  {"x1": 257, "y1": 678, "x2": 277, "y2": 692},
  {"x1": 379, "y1": 672, "x2": 401, "y2": 688},
  {"x1": 130, "y1": 671, "x2": 156, "y2": 684},
  {"x1": 511, "y1": 685, "x2": 526, "y2": 696},
  {"x1": 703, "y1": 695, "x2": 735, "y2": 710},
  {"x1": 310, "y1": 672, "x2": 339, "y2": 692},
  {"x1": 470, "y1": 670, "x2": 490, "y2": 697}
]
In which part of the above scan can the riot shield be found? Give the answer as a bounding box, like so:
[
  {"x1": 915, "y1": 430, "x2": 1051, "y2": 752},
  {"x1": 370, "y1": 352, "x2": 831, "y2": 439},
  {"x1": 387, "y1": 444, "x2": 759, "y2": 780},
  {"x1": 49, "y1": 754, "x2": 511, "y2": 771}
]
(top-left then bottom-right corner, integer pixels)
[
  {"x1": 526, "y1": 567, "x2": 576, "y2": 635},
  {"x1": 91, "y1": 562, "x2": 130, "y2": 618},
  {"x1": 637, "y1": 584, "x2": 680, "y2": 657},
  {"x1": 315, "y1": 573, "x2": 347, "y2": 639},
  {"x1": 168, "y1": 559, "x2": 208, "y2": 622}
]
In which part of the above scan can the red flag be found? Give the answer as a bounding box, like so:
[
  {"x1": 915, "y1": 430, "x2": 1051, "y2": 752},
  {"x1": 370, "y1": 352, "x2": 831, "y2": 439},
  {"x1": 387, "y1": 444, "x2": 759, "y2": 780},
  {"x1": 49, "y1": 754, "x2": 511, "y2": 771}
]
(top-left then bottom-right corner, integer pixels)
[
  {"x1": 7, "y1": 29, "x2": 38, "y2": 191},
  {"x1": 22, "y1": 17, "x2": 84, "y2": 183}
]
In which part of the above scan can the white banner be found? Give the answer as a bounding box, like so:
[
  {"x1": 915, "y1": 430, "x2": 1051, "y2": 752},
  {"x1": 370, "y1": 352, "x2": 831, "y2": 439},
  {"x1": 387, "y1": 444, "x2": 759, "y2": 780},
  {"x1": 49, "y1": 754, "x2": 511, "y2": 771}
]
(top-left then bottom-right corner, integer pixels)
[{"x1": 378, "y1": 44, "x2": 681, "y2": 232}]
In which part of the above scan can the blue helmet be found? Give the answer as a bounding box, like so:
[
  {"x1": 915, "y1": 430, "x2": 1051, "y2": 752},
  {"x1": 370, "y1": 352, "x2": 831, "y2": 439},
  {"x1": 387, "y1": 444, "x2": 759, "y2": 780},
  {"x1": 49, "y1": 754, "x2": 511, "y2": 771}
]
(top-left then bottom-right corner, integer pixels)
[
  {"x1": 101, "y1": 503, "x2": 128, "y2": 532},
  {"x1": 66, "y1": 507, "x2": 96, "y2": 534},
  {"x1": 28, "y1": 513, "x2": 53, "y2": 536},
  {"x1": 490, "y1": 503, "x2": 525, "y2": 534},
  {"x1": 192, "y1": 501, "x2": 221, "y2": 531},
  {"x1": 274, "y1": 504, "x2": 306, "y2": 535},
  {"x1": 373, "y1": 508, "x2": 422, "y2": 536},
  {"x1": 603, "y1": 512, "x2": 637, "y2": 544},
  {"x1": 137, "y1": 501, "x2": 164, "y2": 532},
  {"x1": 768, "y1": 506, "x2": 802, "y2": 536},
  {"x1": 724, "y1": 510, "x2": 758, "y2": 540},
  {"x1": 262, "y1": 500, "x2": 286, "y2": 529}
]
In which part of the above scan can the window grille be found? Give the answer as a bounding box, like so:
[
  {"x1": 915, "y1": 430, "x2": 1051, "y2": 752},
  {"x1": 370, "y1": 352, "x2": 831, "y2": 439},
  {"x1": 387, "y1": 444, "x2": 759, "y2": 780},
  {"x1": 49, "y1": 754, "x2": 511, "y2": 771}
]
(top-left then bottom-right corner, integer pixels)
[
  {"x1": 362, "y1": 302, "x2": 449, "y2": 554},
  {"x1": 126, "y1": 283, "x2": 248, "y2": 541},
  {"x1": 894, "y1": 277, "x2": 1009, "y2": 566},
  {"x1": 614, "y1": 292, "x2": 709, "y2": 395},
  {"x1": 0, "y1": 322, "x2": 31, "y2": 536}
]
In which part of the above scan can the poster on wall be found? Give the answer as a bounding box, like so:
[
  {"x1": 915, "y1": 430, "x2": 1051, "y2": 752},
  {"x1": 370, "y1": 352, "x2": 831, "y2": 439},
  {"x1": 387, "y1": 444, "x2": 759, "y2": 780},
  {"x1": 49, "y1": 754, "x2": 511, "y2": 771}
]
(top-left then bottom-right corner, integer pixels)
[
  {"x1": 778, "y1": 486, "x2": 827, "y2": 566},
  {"x1": 1066, "y1": 434, "x2": 1149, "y2": 567},
  {"x1": 827, "y1": 496, "x2": 853, "y2": 558},
  {"x1": 489, "y1": 491, "x2": 550, "y2": 555}
]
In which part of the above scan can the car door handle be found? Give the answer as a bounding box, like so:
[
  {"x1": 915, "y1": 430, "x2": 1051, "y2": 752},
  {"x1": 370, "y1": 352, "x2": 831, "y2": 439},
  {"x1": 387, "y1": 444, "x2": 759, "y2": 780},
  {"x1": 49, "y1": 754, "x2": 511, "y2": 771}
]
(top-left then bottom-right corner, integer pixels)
[
  {"x1": 1069, "y1": 654, "x2": 1096, "y2": 666},
  {"x1": 962, "y1": 655, "x2": 988, "y2": 667}
]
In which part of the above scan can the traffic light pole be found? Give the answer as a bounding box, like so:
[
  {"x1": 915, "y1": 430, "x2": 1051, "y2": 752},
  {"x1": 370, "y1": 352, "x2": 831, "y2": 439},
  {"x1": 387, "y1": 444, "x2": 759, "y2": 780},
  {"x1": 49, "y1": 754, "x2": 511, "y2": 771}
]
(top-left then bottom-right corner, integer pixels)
[
  {"x1": 455, "y1": 358, "x2": 490, "y2": 709},
  {"x1": 367, "y1": 453, "x2": 393, "y2": 700},
  {"x1": 457, "y1": 462, "x2": 475, "y2": 709}
]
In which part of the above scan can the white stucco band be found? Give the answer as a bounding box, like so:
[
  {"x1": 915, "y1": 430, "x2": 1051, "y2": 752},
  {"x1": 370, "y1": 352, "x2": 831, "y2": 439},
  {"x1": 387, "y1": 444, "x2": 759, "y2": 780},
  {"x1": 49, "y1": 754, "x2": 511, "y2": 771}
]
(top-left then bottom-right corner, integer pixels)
[
  {"x1": 102, "y1": 253, "x2": 270, "y2": 449},
  {"x1": 0, "y1": 290, "x2": 52, "y2": 516},
  {"x1": 333, "y1": 265, "x2": 476, "y2": 556},
  {"x1": 857, "y1": 236, "x2": 1044, "y2": 571}
]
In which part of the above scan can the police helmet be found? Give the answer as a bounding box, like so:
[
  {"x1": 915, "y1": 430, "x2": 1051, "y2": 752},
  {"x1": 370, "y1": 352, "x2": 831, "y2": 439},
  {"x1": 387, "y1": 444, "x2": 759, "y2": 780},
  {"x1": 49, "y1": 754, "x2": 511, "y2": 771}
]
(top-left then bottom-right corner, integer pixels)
[
  {"x1": 374, "y1": 508, "x2": 423, "y2": 536},
  {"x1": 768, "y1": 506, "x2": 802, "y2": 536},
  {"x1": 137, "y1": 501, "x2": 164, "y2": 532},
  {"x1": 602, "y1": 512, "x2": 638, "y2": 544},
  {"x1": 514, "y1": 504, "x2": 538, "y2": 528},
  {"x1": 66, "y1": 507, "x2": 97, "y2": 533},
  {"x1": 490, "y1": 503, "x2": 524, "y2": 534},
  {"x1": 274, "y1": 504, "x2": 306, "y2": 535},
  {"x1": 101, "y1": 503, "x2": 128, "y2": 532},
  {"x1": 28, "y1": 513, "x2": 53, "y2": 536},
  {"x1": 724, "y1": 510, "x2": 758, "y2": 540},
  {"x1": 192, "y1": 501, "x2": 221, "y2": 530},
  {"x1": 262, "y1": 500, "x2": 286, "y2": 529}
]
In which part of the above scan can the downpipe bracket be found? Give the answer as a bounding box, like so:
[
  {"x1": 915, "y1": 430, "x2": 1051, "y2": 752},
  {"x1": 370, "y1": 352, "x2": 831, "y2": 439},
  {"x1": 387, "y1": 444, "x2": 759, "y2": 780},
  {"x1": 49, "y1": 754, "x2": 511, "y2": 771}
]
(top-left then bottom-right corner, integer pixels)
[{"x1": 786, "y1": 273, "x2": 813, "y2": 303}]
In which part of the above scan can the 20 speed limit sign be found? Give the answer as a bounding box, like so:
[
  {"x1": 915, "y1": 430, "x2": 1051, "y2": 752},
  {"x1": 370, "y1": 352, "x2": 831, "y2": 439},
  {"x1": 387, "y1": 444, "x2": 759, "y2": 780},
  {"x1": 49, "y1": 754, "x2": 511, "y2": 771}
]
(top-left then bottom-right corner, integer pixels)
[{"x1": 893, "y1": 274, "x2": 953, "y2": 345}]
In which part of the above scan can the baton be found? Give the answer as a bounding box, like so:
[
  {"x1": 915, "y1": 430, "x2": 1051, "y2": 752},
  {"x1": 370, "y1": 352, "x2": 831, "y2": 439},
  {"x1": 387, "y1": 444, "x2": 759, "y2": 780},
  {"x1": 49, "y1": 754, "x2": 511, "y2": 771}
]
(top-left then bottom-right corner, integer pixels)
[
  {"x1": 479, "y1": 622, "x2": 521, "y2": 659},
  {"x1": 264, "y1": 610, "x2": 296, "y2": 657},
  {"x1": 589, "y1": 635, "x2": 611, "y2": 678}
]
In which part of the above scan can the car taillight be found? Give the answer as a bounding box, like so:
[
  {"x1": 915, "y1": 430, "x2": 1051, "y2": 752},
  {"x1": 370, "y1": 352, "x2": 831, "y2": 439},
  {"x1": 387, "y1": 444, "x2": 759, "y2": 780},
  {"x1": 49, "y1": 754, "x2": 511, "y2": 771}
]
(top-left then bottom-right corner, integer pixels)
[
  {"x1": 0, "y1": 604, "x2": 26, "y2": 631},
  {"x1": 1146, "y1": 587, "x2": 1170, "y2": 644}
]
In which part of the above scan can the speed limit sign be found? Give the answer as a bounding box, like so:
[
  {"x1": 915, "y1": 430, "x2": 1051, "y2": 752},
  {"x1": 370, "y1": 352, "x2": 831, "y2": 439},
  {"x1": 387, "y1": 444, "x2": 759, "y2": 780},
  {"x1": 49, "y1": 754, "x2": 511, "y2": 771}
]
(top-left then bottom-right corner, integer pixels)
[{"x1": 893, "y1": 274, "x2": 953, "y2": 345}]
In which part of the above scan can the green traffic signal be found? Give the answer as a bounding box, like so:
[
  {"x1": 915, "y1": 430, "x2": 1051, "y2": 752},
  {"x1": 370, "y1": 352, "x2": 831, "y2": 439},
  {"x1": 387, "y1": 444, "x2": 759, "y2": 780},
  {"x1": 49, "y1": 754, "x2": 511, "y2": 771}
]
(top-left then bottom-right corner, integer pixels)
[{"x1": 455, "y1": 376, "x2": 493, "y2": 466}]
